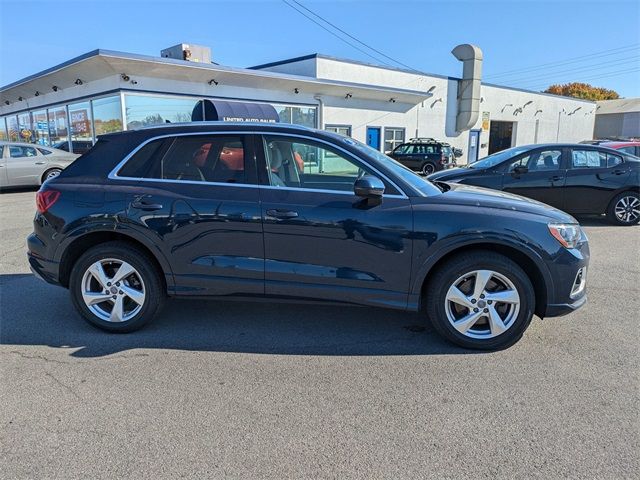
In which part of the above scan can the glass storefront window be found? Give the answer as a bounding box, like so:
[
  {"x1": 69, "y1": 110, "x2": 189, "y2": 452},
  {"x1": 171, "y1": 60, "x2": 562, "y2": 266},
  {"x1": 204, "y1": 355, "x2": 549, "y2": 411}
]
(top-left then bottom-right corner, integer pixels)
[
  {"x1": 17, "y1": 112, "x2": 34, "y2": 143},
  {"x1": 92, "y1": 96, "x2": 123, "y2": 135},
  {"x1": 0, "y1": 118, "x2": 8, "y2": 141},
  {"x1": 273, "y1": 104, "x2": 317, "y2": 127},
  {"x1": 69, "y1": 101, "x2": 93, "y2": 152},
  {"x1": 48, "y1": 106, "x2": 69, "y2": 149},
  {"x1": 32, "y1": 110, "x2": 50, "y2": 146},
  {"x1": 124, "y1": 94, "x2": 198, "y2": 129},
  {"x1": 7, "y1": 115, "x2": 19, "y2": 141},
  {"x1": 291, "y1": 106, "x2": 316, "y2": 128}
]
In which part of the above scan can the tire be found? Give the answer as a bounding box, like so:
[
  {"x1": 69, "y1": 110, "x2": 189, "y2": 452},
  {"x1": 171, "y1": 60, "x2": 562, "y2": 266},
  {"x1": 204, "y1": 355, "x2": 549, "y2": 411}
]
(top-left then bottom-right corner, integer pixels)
[
  {"x1": 41, "y1": 168, "x2": 62, "y2": 184},
  {"x1": 69, "y1": 241, "x2": 165, "y2": 332},
  {"x1": 425, "y1": 251, "x2": 535, "y2": 350},
  {"x1": 421, "y1": 162, "x2": 436, "y2": 175},
  {"x1": 606, "y1": 191, "x2": 640, "y2": 226}
]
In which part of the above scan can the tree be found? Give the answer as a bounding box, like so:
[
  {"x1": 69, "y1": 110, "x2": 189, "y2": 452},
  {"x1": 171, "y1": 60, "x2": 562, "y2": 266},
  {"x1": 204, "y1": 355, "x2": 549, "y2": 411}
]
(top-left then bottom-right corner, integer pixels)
[{"x1": 544, "y1": 82, "x2": 620, "y2": 101}]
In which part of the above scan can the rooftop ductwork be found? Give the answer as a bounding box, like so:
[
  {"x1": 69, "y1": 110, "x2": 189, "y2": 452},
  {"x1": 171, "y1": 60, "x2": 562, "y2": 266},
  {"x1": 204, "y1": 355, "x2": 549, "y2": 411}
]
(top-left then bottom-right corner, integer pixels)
[{"x1": 452, "y1": 44, "x2": 483, "y2": 132}]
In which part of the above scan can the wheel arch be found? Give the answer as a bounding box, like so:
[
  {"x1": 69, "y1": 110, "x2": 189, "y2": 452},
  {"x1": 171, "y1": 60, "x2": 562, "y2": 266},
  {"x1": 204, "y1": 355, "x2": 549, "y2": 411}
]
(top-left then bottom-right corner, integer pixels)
[
  {"x1": 57, "y1": 228, "x2": 174, "y2": 291},
  {"x1": 415, "y1": 240, "x2": 553, "y2": 318}
]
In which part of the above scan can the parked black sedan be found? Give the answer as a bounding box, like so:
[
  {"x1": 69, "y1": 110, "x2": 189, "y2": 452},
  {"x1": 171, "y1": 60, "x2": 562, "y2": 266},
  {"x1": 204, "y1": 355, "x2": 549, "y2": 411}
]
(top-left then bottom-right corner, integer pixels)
[
  {"x1": 428, "y1": 144, "x2": 640, "y2": 225},
  {"x1": 28, "y1": 124, "x2": 589, "y2": 350}
]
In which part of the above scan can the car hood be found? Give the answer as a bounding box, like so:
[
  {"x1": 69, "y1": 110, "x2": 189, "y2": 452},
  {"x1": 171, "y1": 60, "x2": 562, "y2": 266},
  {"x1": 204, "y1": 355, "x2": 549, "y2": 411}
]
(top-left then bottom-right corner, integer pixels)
[
  {"x1": 427, "y1": 166, "x2": 484, "y2": 181},
  {"x1": 421, "y1": 182, "x2": 577, "y2": 223}
]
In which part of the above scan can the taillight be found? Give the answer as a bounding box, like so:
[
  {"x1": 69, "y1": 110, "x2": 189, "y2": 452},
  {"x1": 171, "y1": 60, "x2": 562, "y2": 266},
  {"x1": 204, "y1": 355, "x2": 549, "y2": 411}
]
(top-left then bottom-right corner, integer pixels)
[{"x1": 36, "y1": 190, "x2": 60, "y2": 214}]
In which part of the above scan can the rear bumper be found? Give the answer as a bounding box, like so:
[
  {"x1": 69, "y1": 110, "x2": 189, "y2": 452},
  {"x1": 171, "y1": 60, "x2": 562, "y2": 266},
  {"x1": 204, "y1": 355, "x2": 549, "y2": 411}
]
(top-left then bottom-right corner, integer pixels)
[{"x1": 27, "y1": 232, "x2": 61, "y2": 286}]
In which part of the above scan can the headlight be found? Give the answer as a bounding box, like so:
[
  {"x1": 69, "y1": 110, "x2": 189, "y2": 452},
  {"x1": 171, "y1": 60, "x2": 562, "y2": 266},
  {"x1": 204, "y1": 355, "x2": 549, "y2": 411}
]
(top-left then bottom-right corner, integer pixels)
[{"x1": 548, "y1": 223, "x2": 582, "y2": 249}]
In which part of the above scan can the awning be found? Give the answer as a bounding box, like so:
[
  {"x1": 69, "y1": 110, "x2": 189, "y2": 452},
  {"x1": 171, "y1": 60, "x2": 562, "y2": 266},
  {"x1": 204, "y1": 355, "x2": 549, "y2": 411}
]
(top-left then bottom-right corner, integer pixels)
[{"x1": 192, "y1": 99, "x2": 279, "y2": 123}]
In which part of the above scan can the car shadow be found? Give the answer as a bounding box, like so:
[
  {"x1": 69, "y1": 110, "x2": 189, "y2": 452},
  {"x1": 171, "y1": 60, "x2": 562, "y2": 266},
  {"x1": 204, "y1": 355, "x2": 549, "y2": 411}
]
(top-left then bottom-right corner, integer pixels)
[{"x1": 0, "y1": 273, "x2": 477, "y2": 358}]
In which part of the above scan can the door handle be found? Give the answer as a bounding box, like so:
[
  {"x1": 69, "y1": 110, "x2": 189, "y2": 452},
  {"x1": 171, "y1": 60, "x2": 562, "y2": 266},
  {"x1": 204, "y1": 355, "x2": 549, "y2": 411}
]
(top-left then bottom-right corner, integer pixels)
[
  {"x1": 612, "y1": 169, "x2": 626, "y2": 175},
  {"x1": 266, "y1": 209, "x2": 298, "y2": 219},
  {"x1": 131, "y1": 200, "x2": 163, "y2": 211},
  {"x1": 35, "y1": 161, "x2": 46, "y2": 165},
  {"x1": 549, "y1": 175, "x2": 563, "y2": 182}
]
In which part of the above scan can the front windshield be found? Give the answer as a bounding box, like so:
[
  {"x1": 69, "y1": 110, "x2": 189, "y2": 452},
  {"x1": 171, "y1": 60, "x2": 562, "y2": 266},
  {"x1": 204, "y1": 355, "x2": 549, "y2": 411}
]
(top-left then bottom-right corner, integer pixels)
[
  {"x1": 337, "y1": 135, "x2": 441, "y2": 196},
  {"x1": 468, "y1": 145, "x2": 531, "y2": 169}
]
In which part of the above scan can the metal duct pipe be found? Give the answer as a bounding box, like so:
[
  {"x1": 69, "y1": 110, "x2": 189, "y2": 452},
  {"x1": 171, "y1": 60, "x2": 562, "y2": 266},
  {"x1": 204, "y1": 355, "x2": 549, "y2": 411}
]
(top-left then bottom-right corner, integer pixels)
[{"x1": 452, "y1": 44, "x2": 483, "y2": 132}]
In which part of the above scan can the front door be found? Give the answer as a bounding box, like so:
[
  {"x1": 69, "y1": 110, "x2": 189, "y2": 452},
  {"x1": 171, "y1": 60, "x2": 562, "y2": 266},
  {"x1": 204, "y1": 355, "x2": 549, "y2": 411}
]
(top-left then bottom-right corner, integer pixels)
[
  {"x1": 257, "y1": 134, "x2": 413, "y2": 309},
  {"x1": 501, "y1": 147, "x2": 566, "y2": 208},
  {"x1": 121, "y1": 133, "x2": 264, "y2": 296},
  {"x1": 6, "y1": 144, "x2": 43, "y2": 185},
  {"x1": 468, "y1": 130, "x2": 480, "y2": 163},
  {"x1": 366, "y1": 127, "x2": 381, "y2": 151}
]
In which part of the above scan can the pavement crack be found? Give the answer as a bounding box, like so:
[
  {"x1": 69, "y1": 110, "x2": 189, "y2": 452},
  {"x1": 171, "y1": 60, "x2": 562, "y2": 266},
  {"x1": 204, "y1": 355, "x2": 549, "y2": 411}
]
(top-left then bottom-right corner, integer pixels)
[
  {"x1": 44, "y1": 371, "x2": 81, "y2": 400},
  {"x1": 2, "y1": 350, "x2": 72, "y2": 365}
]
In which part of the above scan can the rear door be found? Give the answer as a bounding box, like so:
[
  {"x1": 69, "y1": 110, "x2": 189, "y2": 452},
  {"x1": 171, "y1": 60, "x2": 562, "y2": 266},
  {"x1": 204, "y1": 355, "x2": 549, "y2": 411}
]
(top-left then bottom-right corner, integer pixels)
[
  {"x1": 117, "y1": 133, "x2": 264, "y2": 296},
  {"x1": 6, "y1": 144, "x2": 43, "y2": 186},
  {"x1": 501, "y1": 147, "x2": 566, "y2": 208},
  {"x1": 563, "y1": 147, "x2": 631, "y2": 214}
]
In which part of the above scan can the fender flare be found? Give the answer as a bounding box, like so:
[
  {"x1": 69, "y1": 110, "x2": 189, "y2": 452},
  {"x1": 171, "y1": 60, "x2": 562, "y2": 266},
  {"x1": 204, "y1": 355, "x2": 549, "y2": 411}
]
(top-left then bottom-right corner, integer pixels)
[
  {"x1": 410, "y1": 234, "x2": 555, "y2": 303},
  {"x1": 54, "y1": 223, "x2": 176, "y2": 289}
]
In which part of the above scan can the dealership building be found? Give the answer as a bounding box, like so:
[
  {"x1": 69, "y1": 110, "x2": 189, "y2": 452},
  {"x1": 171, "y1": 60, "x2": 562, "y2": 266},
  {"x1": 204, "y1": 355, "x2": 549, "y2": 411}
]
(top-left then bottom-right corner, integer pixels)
[{"x1": 0, "y1": 43, "x2": 596, "y2": 163}]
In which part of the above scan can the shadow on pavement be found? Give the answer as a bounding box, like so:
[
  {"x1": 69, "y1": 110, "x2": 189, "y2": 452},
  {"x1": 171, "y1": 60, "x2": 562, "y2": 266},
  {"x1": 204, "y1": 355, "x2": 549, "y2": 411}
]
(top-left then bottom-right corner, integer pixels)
[{"x1": 0, "y1": 273, "x2": 475, "y2": 358}]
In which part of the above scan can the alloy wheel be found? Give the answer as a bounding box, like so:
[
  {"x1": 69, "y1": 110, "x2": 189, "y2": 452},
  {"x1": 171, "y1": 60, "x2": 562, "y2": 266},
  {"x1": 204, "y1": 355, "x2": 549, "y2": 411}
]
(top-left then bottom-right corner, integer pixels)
[
  {"x1": 614, "y1": 195, "x2": 640, "y2": 224},
  {"x1": 46, "y1": 169, "x2": 61, "y2": 180},
  {"x1": 422, "y1": 163, "x2": 435, "y2": 175},
  {"x1": 80, "y1": 258, "x2": 146, "y2": 322},
  {"x1": 444, "y1": 269, "x2": 520, "y2": 340}
]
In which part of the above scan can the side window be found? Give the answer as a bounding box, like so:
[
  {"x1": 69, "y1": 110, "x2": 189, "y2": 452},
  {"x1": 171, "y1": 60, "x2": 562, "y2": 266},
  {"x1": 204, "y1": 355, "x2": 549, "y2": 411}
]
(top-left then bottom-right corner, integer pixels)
[
  {"x1": 263, "y1": 136, "x2": 395, "y2": 194},
  {"x1": 571, "y1": 149, "x2": 606, "y2": 169},
  {"x1": 508, "y1": 150, "x2": 561, "y2": 171},
  {"x1": 37, "y1": 148, "x2": 52, "y2": 156},
  {"x1": 394, "y1": 144, "x2": 412, "y2": 154},
  {"x1": 0, "y1": 146, "x2": 3, "y2": 157},
  {"x1": 9, "y1": 146, "x2": 37, "y2": 158},
  {"x1": 119, "y1": 135, "x2": 251, "y2": 184},
  {"x1": 607, "y1": 153, "x2": 623, "y2": 168}
]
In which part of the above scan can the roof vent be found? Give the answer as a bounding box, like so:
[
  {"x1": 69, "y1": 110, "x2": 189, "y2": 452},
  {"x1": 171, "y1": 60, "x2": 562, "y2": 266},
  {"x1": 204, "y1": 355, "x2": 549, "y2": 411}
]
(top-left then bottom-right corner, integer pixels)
[
  {"x1": 161, "y1": 43, "x2": 211, "y2": 63},
  {"x1": 452, "y1": 44, "x2": 483, "y2": 132}
]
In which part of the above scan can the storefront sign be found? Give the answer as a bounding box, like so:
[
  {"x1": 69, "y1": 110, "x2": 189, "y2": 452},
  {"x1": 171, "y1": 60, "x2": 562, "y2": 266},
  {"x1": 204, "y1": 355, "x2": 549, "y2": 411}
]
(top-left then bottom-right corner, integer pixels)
[{"x1": 71, "y1": 110, "x2": 90, "y2": 134}]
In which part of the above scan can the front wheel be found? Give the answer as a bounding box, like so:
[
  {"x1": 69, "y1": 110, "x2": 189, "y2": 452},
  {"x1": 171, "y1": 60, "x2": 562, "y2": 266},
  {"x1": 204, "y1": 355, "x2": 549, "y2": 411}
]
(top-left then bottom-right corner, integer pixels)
[
  {"x1": 69, "y1": 241, "x2": 165, "y2": 332},
  {"x1": 607, "y1": 192, "x2": 640, "y2": 225},
  {"x1": 425, "y1": 251, "x2": 535, "y2": 350}
]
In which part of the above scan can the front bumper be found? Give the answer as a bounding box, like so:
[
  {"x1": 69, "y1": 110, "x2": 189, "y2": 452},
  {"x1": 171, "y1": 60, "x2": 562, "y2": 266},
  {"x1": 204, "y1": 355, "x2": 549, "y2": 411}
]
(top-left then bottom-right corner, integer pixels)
[{"x1": 542, "y1": 239, "x2": 589, "y2": 318}]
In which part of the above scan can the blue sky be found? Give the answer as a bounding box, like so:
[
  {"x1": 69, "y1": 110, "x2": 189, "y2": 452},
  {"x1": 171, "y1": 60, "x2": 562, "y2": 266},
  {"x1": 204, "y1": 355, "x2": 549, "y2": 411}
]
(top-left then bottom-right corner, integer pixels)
[{"x1": 1, "y1": 0, "x2": 639, "y2": 96}]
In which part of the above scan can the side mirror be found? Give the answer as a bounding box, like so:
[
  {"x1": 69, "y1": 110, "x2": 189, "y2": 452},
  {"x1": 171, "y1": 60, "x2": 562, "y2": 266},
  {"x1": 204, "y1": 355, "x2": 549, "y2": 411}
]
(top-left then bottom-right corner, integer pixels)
[
  {"x1": 512, "y1": 165, "x2": 528, "y2": 176},
  {"x1": 354, "y1": 175, "x2": 385, "y2": 199}
]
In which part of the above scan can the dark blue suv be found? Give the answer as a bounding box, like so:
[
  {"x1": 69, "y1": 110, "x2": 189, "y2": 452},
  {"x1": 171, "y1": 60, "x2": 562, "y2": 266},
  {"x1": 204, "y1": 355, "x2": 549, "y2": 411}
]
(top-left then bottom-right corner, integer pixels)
[{"x1": 27, "y1": 123, "x2": 589, "y2": 350}]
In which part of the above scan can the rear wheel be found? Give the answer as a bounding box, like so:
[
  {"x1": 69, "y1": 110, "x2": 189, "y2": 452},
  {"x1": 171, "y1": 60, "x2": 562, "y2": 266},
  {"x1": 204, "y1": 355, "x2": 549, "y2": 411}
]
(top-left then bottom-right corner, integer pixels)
[
  {"x1": 421, "y1": 162, "x2": 436, "y2": 175},
  {"x1": 607, "y1": 192, "x2": 640, "y2": 225},
  {"x1": 42, "y1": 168, "x2": 61, "y2": 183},
  {"x1": 425, "y1": 251, "x2": 535, "y2": 350},
  {"x1": 69, "y1": 241, "x2": 165, "y2": 332}
]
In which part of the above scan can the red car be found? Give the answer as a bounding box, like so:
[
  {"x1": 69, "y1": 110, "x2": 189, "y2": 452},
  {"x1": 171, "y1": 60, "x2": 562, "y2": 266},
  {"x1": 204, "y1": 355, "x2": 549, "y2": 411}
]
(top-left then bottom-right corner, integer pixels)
[{"x1": 600, "y1": 142, "x2": 640, "y2": 157}]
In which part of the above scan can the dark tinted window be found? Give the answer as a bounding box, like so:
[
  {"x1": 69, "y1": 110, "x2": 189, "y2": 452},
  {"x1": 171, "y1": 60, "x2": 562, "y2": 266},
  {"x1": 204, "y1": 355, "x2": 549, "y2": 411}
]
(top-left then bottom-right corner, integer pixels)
[
  {"x1": 120, "y1": 135, "x2": 250, "y2": 184},
  {"x1": 37, "y1": 148, "x2": 52, "y2": 155},
  {"x1": 509, "y1": 149, "x2": 561, "y2": 171},
  {"x1": 607, "y1": 153, "x2": 623, "y2": 168}
]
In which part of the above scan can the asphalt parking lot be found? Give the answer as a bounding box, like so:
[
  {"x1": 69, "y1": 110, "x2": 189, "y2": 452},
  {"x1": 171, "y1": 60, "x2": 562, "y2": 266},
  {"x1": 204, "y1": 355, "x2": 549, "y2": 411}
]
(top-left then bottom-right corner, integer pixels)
[{"x1": 0, "y1": 189, "x2": 638, "y2": 479}]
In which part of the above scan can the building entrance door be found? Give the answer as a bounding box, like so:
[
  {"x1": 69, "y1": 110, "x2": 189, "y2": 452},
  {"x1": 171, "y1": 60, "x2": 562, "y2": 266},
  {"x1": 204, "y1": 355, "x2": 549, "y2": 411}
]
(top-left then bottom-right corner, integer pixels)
[
  {"x1": 468, "y1": 129, "x2": 481, "y2": 163},
  {"x1": 489, "y1": 121, "x2": 515, "y2": 154},
  {"x1": 366, "y1": 127, "x2": 381, "y2": 151}
]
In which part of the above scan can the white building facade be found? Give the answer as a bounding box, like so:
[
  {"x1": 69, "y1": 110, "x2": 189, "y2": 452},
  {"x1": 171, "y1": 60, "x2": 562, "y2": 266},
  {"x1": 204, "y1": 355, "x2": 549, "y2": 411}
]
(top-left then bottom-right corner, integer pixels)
[{"x1": 0, "y1": 46, "x2": 596, "y2": 164}]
